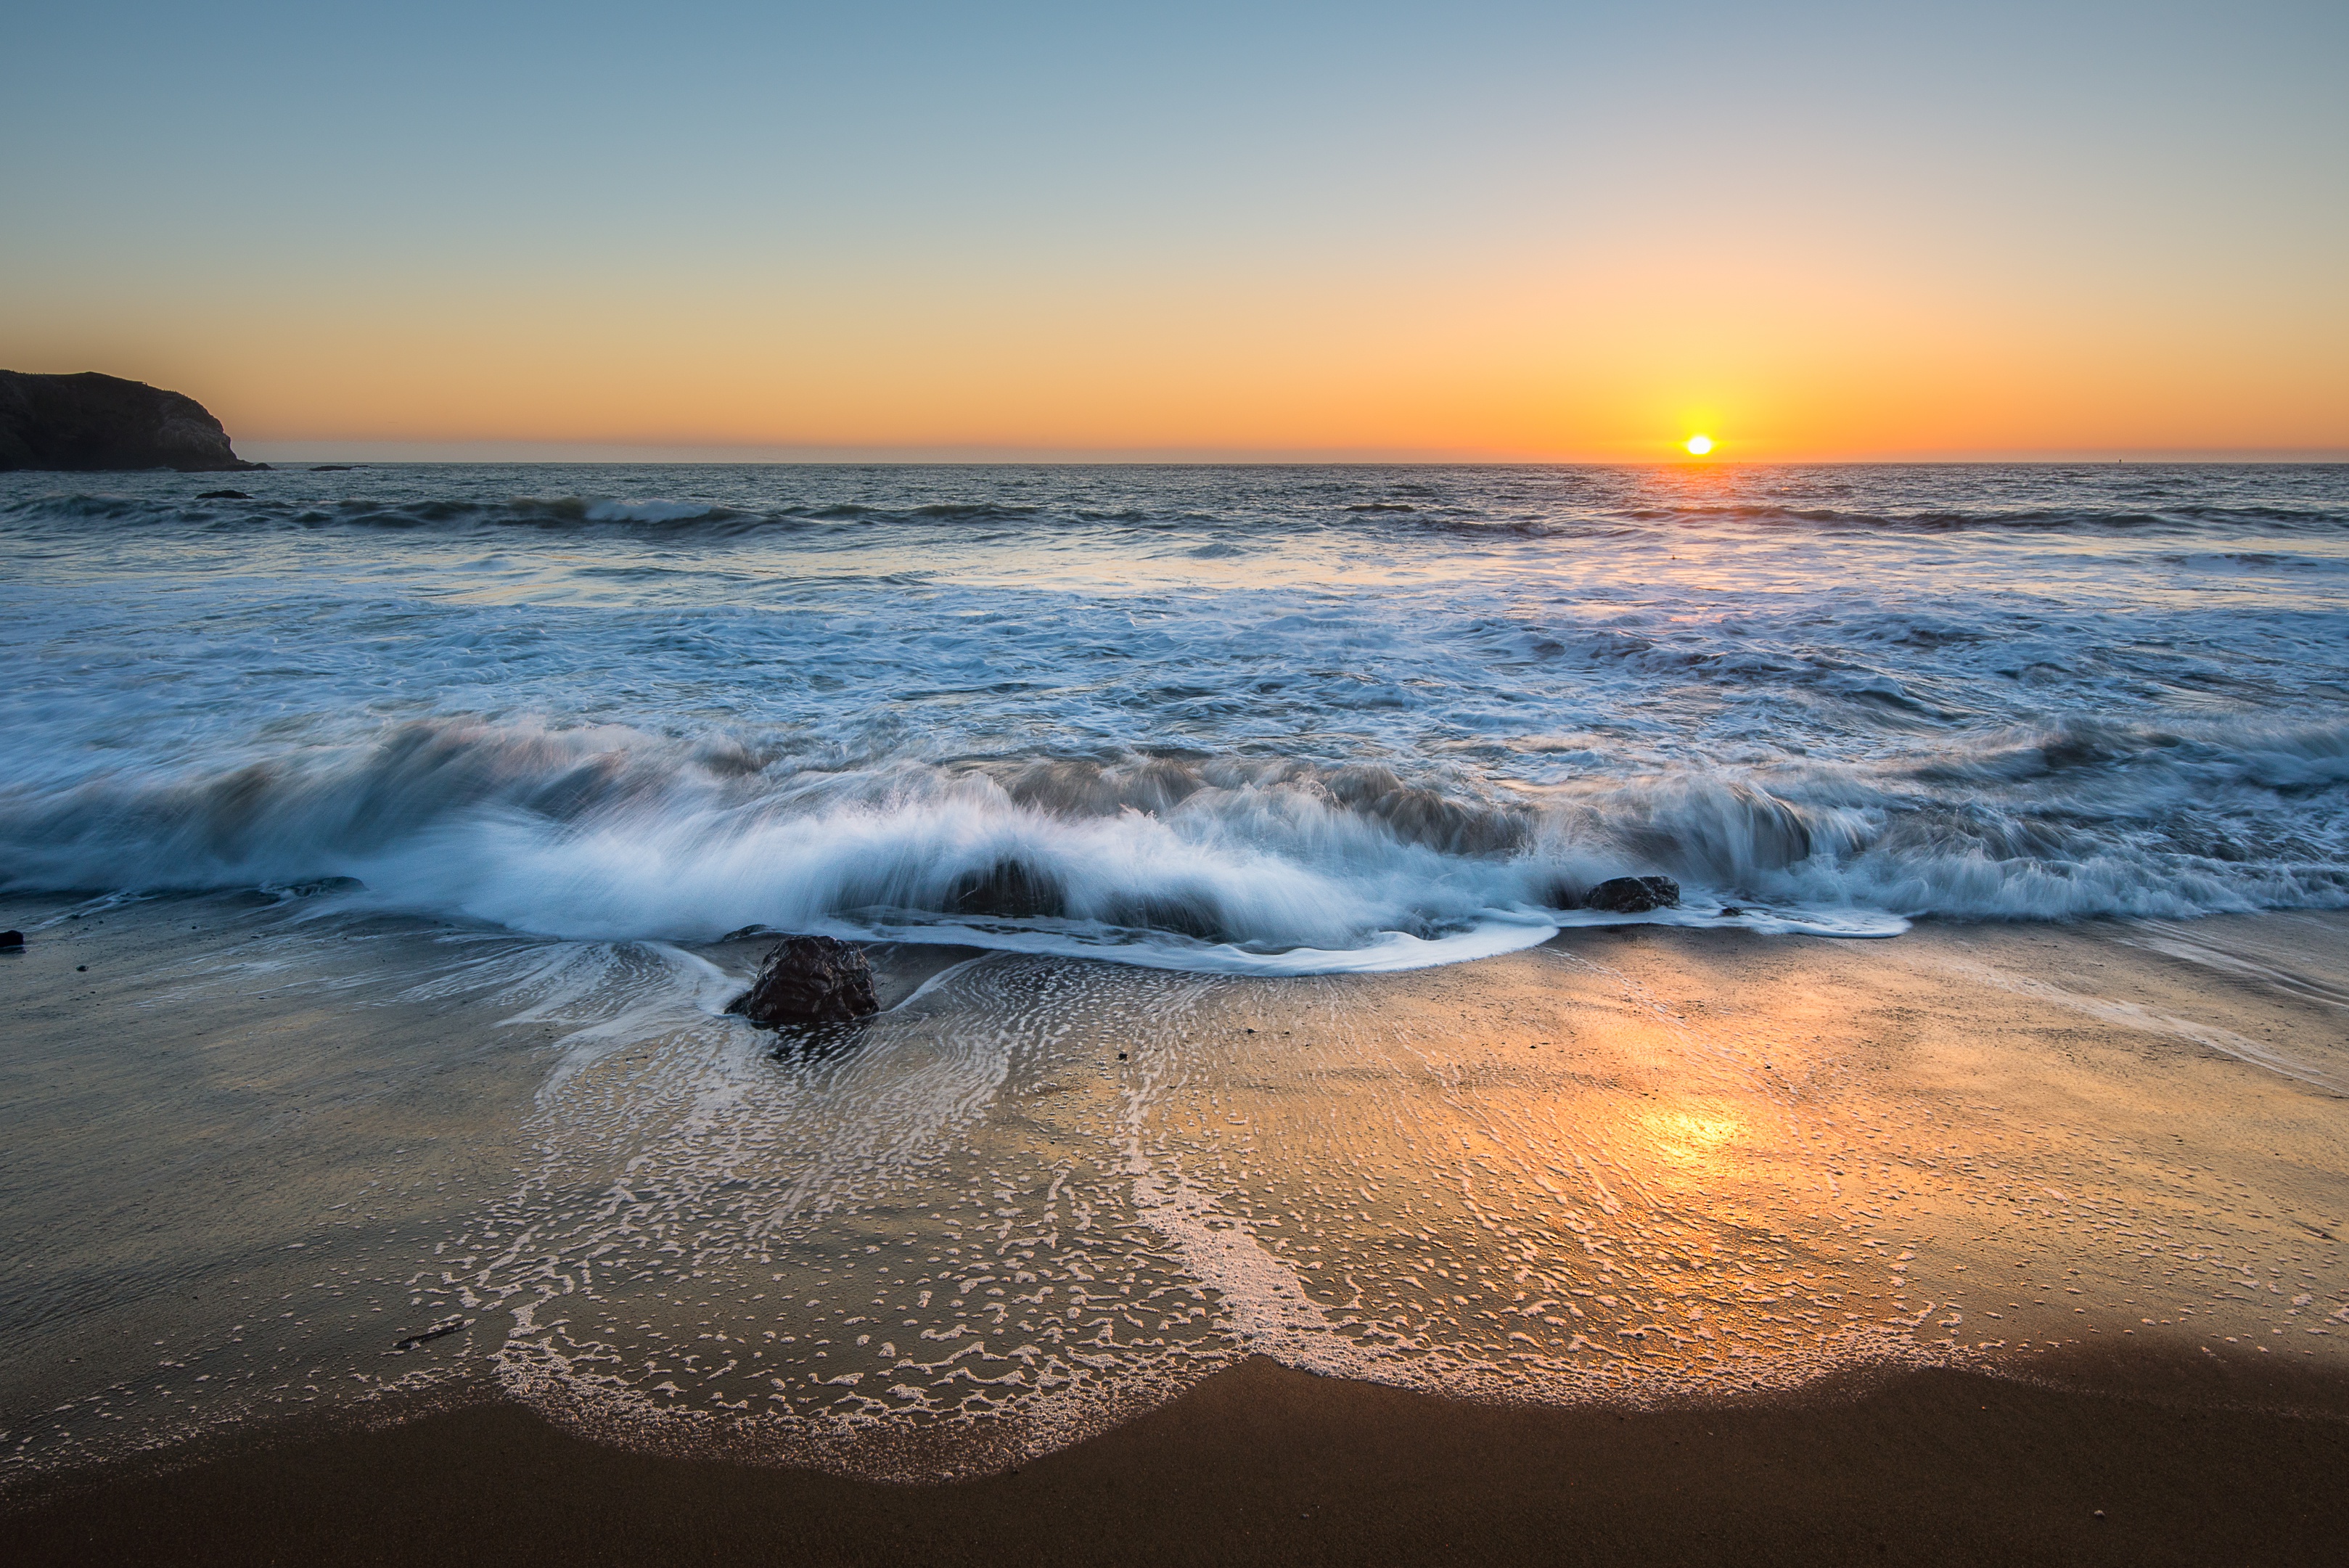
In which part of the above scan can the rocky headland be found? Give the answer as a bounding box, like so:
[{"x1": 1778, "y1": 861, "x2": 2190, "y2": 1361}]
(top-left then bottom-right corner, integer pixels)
[{"x1": 0, "y1": 371, "x2": 263, "y2": 472}]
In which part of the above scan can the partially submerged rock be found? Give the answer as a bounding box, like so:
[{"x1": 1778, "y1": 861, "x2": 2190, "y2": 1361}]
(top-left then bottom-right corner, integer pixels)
[
  {"x1": 724, "y1": 935, "x2": 879, "y2": 1027},
  {"x1": 0, "y1": 370, "x2": 264, "y2": 472},
  {"x1": 1583, "y1": 875, "x2": 1681, "y2": 914},
  {"x1": 950, "y1": 859, "x2": 1065, "y2": 919}
]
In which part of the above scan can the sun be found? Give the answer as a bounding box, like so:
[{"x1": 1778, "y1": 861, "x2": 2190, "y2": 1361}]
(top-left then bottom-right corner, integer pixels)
[{"x1": 1684, "y1": 433, "x2": 1714, "y2": 456}]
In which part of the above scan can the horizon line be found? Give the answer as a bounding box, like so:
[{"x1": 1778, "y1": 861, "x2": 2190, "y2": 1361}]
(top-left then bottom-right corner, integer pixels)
[{"x1": 238, "y1": 440, "x2": 2349, "y2": 467}]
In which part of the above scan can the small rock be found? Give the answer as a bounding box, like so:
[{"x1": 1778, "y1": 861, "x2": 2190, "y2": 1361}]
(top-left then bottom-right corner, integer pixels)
[
  {"x1": 1719, "y1": 906, "x2": 1744, "y2": 918},
  {"x1": 197, "y1": 488, "x2": 250, "y2": 500},
  {"x1": 1584, "y1": 875, "x2": 1680, "y2": 914},
  {"x1": 0, "y1": 929, "x2": 23, "y2": 951},
  {"x1": 724, "y1": 935, "x2": 879, "y2": 1027}
]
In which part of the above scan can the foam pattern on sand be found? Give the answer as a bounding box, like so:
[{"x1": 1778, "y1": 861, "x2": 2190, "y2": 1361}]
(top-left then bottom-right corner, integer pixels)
[
  {"x1": 387, "y1": 945, "x2": 2128, "y2": 1474},
  {"x1": 7, "y1": 895, "x2": 2348, "y2": 1490}
]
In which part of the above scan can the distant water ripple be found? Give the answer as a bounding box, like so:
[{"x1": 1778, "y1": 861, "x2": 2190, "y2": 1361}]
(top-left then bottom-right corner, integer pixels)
[{"x1": 4, "y1": 462, "x2": 2345, "y2": 968}]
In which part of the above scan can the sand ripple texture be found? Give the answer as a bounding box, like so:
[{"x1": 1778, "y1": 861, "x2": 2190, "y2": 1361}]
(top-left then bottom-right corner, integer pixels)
[
  {"x1": 411, "y1": 919, "x2": 2349, "y2": 1478},
  {"x1": 5, "y1": 898, "x2": 2347, "y2": 1487}
]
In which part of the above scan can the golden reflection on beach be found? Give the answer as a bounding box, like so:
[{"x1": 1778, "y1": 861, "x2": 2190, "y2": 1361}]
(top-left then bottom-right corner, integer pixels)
[
  {"x1": 12, "y1": 892, "x2": 2345, "y2": 1488},
  {"x1": 293, "y1": 906, "x2": 2337, "y2": 1486},
  {"x1": 1089, "y1": 916, "x2": 2349, "y2": 1406},
  {"x1": 1636, "y1": 1107, "x2": 1744, "y2": 1173}
]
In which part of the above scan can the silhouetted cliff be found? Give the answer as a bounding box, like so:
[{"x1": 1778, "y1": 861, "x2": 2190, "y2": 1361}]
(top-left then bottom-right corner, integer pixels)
[{"x1": 0, "y1": 372, "x2": 263, "y2": 472}]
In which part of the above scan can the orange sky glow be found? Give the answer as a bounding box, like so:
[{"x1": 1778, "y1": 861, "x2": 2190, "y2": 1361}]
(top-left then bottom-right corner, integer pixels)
[
  {"x1": 31, "y1": 247, "x2": 2337, "y2": 463},
  {"x1": 5, "y1": 4, "x2": 2343, "y2": 461}
]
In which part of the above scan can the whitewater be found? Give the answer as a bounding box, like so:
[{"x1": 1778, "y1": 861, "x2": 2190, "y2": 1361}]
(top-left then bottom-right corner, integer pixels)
[
  {"x1": 10, "y1": 460, "x2": 2349, "y2": 1494},
  {"x1": 4, "y1": 461, "x2": 2346, "y2": 969}
]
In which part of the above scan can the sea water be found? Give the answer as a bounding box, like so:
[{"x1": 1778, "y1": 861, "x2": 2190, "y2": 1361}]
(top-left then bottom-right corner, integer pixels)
[
  {"x1": 4, "y1": 463, "x2": 2347, "y2": 1486},
  {"x1": 4, "y1": 463, "x2": 2345, "y2": 960}
]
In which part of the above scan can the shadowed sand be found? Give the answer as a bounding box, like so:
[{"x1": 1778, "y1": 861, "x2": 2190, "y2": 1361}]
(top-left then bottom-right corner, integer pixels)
[{"x1": 4, "y1": 1350, "x2": 2348, "y2": 1566}]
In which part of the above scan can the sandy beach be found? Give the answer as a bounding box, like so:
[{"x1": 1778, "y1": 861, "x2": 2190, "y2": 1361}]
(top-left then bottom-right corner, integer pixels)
[
  {"x1": 6, "y1": 894, "x2": 2347, "y2": 1559},
  {"x1": 6, "y1": 1350, "x2": 2348, "y2": 1566},
  {"x1": 9, "y1": 0, "x2": 2347, "y2": 1548}
]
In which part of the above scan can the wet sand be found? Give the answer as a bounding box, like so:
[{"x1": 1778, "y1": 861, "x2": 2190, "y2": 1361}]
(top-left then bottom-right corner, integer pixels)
[
  {"x1": 5, "y1": 896, "x2": 2349, "y2": 1556},
  {"x1": 6, "y1": 1348, "x2": 2348, "y2": 1566}
]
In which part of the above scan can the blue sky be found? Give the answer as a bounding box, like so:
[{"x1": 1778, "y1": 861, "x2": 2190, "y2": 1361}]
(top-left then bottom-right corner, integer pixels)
[{"x1": 5, "y1": 2, "x2": 2343, "y2": 458}]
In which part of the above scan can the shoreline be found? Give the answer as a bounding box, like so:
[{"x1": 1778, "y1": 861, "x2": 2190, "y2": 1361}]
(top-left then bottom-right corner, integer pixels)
[
  {"x1": 6, "y1": 895, "x2": 2347, "y2": 1537},
  {"x1": 7, "y1": 1346, "x2": 2349, "y2": 1566}
]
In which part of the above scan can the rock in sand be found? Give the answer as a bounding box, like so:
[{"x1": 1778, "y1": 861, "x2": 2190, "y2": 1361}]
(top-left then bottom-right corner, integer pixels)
[{"x1": 724, "y1": 935, "x2": 880, "y2": 1027}]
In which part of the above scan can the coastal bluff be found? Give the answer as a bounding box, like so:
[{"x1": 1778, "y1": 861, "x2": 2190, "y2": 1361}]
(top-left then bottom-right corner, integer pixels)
[{"x1": 0, "y1": 371, "x2": 263, "y2": 472}]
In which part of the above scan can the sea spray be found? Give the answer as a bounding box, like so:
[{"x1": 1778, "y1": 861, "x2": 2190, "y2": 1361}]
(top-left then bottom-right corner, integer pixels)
[{"x1": 2, "y1": 462, "x2": 2344, "y2": 966}]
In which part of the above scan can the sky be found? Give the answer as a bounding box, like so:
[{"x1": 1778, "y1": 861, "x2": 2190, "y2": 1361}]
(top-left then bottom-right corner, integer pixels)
[{"x1": 3, "y1": 1, "x2": 2344, "y2": 461}]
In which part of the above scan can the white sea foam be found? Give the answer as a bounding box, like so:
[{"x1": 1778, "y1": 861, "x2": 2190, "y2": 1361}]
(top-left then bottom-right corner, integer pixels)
[
  {"x1": 1, "y1": 463, "x2": 2345, "y2": 967},
  {"x1": 9, "y1": 462, "x2": 2349, "y2": 1490}
]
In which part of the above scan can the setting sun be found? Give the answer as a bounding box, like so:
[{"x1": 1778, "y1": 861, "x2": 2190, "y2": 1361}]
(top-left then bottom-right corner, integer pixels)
[{"x1": 1684, "y1": 434, "x2": 1715, "y2": 456}]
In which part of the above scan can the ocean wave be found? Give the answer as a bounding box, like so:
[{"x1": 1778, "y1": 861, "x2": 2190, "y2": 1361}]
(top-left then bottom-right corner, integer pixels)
[
  {"x1": 1528, "y1": 501, "x2": 2349, "y2": 537},
  {"x1": 3, "y1": 715, "x2": 2342, "y2": 971},
  {"x1": 4, "y1": 462, "x2": 2342, "y2": 970},
  {"x1": 0, "y1": 488, "x2": 1104, "y2": 540},
  {"x1": 6, "y1": 466, "x2": 2341, "y2": 545}
]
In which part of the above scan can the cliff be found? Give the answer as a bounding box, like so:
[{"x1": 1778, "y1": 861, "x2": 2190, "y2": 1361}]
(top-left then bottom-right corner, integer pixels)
[{"x1": 0, "y1": 372, "x2": 264, "y2": 472}]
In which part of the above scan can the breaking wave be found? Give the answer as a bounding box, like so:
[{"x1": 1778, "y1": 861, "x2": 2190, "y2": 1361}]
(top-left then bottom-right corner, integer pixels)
[
  {"x1": 5, "y1": 714, "x2": 2345, "y2": 971},
  {"x1": 4, "y1": 459, "x2": 2345, "y2": 970},
  {"x1": 6, "y1": 461, "x2": 2347, "y2": 545}
]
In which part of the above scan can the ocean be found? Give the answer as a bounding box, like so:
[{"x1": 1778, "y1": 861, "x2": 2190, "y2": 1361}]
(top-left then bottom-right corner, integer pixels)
[
  {"x1": 4, "y1": 463, "x2": 2345, "y2": 959},
  {"x1": 4, "y1": 463, "x2": 2347, "y2": 1488}
]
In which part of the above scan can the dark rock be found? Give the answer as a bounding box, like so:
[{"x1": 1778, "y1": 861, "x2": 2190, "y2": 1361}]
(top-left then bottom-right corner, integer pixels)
[
  {"x1": 0, "y1": 371, "x2": 264, "y2": 472},
  {"x1": 309, "y1": 464, "x2": 354, "y2": 471},
  {"x1": 724, "y1": 935, "x2": 879, "y2": 1027},
  {"x1": 391, "y1": 1318, "x2": 469, "y2": 1352},
  {"x1": 1718, "y1": 906, "x2": 1744, "y2": 918},
  {"x1": 197, "y1": 489, "x2": 250, "y2": 499},
  {"x1": 281, "y1": 876, "x2": 362, "y2": 898},
  {"x1": 0, "y1": 929, "x2": 22, "y2": 951},
  {"x1": 950, "y1": 860, "x2": 1065, "y2": 919},
  {"x1": 1584, "y1": 875, "x2": 1681, "y2": 914}
]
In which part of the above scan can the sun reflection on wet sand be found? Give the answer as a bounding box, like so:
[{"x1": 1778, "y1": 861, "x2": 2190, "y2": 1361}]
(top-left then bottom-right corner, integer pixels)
[
  {"x1": 7, "y1": 898, "x2": 2346, "y2": 1489},
  {"x1": 407, "y1": 909, "x2": 2349, "y2": 1480}
]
